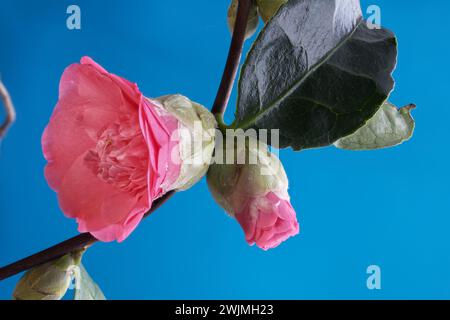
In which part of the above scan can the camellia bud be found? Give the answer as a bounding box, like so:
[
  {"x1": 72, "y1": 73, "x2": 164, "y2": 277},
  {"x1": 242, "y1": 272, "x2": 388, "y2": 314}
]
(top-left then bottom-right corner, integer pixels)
[
  {"x1": 207, "y1": 137, "x2": 299, "y2": 250},
  {"x1": 13, "y1": 251, "x2": 82, "y2": 300},
  {"x1": 227, "y1": 0, "x2": 259, "y2": 40},
  {"x1": 256, "y1": 0, "x2": 288, "y2": 22},
  {"x1": 154, "y1": 94, "x2": 217, "y2": 192}
]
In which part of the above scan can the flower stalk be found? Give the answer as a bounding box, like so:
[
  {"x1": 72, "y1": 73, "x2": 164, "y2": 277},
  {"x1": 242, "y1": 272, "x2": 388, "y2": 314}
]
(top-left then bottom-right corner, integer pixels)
[{"x1": 212, "y1": 0, "x2": 252, "y2": 118}]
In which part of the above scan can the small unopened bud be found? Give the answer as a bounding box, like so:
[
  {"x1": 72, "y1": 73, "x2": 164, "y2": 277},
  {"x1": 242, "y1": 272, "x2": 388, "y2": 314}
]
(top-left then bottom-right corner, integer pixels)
[
  {"x1": 155, "y1": 94, "x2": 217, "y2": 192},
  {"x1": 227, "y1": 0, "x2": 259, "y2": 40},
  {"x1": 13, "y1": 251, "x2": 82, "y2": 300},
  {"x1": 256, "y1": 0, "x2": 288, "y2": 23},
  {"x1": 207, "y1": 137, "x2": 299, "y2": 250}
]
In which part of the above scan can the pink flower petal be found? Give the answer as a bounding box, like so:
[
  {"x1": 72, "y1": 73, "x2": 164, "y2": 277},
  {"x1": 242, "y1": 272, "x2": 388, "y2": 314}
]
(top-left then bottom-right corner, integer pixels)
[
  {"x1": 235, "y1": 192, "x2": 300, "y2": 250},
  {"x1": 42, "y1": 57, "x2": 182, "y2": 242}
]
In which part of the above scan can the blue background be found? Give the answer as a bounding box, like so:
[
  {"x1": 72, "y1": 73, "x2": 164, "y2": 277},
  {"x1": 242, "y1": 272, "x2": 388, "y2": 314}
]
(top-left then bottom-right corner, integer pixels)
[{"x1": 0, "y1": 0, "x2": 449, "y2": 299}]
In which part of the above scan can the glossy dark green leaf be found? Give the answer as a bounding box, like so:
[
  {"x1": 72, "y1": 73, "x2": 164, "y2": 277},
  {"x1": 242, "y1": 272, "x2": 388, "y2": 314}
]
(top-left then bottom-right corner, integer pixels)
[{"x1": 234, "y1": 0, "x2": 398, "y2": 150}]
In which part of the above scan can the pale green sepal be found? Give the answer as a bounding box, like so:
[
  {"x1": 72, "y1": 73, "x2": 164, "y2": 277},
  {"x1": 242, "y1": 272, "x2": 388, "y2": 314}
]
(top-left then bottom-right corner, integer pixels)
[
  {"x1": 73, "y1": 264, "x2": 106, "y2": 300},
  {"x1": 154, "y1": 94, "x2": 217, "y2": 192}
]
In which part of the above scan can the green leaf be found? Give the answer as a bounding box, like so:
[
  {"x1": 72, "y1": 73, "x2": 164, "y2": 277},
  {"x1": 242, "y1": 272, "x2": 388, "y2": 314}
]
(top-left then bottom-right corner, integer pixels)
[
  {"x1": 74, "y1": 264, "x2": 106, "y2": 300},
  {"x1": 234, "y1": 0, "x2": 398, "y2": 150},
  {"x1": 334, "y1": 102, "x2": 415, "y2": 150}
]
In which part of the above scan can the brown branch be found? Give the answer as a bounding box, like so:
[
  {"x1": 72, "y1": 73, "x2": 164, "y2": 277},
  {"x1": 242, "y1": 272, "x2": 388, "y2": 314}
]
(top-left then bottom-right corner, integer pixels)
[
  {"x1": 211, "y1": 0, "x2": 252, "y2": 116},
  {"x1": 0, "y1": 80, "x2": 16, "y2": 138},
  {"x1": 0, "y1": 191, "x2": 176, "y2": 281},
  {"x1": 0, "y1": 0, "x2": 251, "y2": 281}
]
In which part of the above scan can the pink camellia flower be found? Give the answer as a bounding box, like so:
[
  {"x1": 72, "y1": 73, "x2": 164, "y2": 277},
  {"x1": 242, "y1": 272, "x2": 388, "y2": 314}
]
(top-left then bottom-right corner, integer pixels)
[
  {"x1": 234, "y1": 192, "x2": 299, "y2": 251},
  {"x1": 42, "y1": 57, "x2": 216, "y2": 242},
  {"x1": 207, "y1": 137, "x2": 299, "y2": 250}
]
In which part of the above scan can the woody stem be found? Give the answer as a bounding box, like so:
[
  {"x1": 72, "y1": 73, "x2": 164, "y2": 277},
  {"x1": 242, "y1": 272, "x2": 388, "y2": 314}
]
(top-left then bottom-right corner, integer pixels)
[
  {"x1": 0, "y1": 192, "x2": 176, "y2": 281},
  {"x1": 212, "y1": 0, "x2": 252, "y2": 117},
  {"x1": 0, "y1": 81, "x2": 16, "y2": 138}
]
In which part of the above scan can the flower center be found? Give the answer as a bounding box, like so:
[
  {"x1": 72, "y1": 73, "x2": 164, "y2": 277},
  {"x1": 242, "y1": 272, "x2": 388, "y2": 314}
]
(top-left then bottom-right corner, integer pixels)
[{"x1": 84, "y1": 115, "x2": 148, "y2": 198}]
